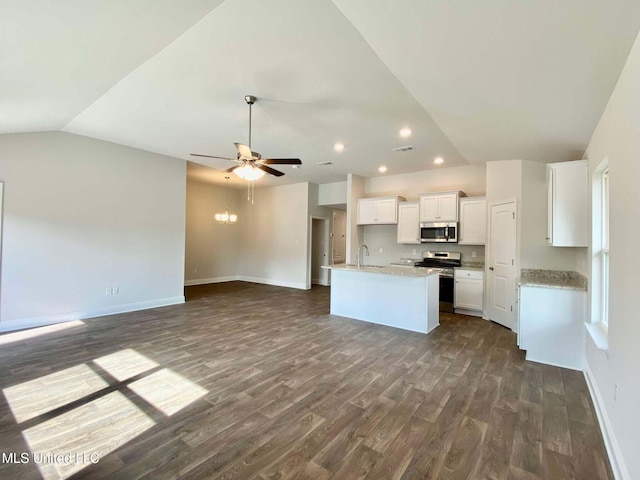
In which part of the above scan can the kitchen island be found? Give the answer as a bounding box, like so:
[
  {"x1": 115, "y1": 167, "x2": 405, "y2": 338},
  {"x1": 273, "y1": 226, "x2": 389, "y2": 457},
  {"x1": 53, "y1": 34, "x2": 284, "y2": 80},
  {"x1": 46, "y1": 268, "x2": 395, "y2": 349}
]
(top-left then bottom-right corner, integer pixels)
[{"x1": 325, "y1": 264, "x2": 440, "y2": 334}]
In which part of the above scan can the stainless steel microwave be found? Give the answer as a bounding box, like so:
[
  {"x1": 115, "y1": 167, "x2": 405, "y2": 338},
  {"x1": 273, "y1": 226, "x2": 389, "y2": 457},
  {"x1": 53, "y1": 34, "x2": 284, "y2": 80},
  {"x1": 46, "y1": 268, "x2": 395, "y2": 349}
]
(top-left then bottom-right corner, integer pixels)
[{"x1": 420, "y1": 222, "x2": 458, "y2": 243}]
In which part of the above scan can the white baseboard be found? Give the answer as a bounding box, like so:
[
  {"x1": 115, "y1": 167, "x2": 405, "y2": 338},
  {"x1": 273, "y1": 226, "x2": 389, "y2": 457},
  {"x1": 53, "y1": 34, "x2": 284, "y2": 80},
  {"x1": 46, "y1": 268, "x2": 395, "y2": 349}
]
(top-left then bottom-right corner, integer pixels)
[
  {"x1": 0, "y1": 296, "x2": 185, "y2": 333},
  {"x1": 237, "y1": 275, "x2": 307, "y2": 290},
  {"x1": 184, "y1": 275, "x2": 240, "y2": 286},
  {"x1": 584, "y1": 363, "x2": 629, "y2": 480},
  {"x1": 455, "y1": 308, "x2": 483, "y2": 318},
  {"x1": 524, "y1": 355, "x2": 583, "y2": 371}
]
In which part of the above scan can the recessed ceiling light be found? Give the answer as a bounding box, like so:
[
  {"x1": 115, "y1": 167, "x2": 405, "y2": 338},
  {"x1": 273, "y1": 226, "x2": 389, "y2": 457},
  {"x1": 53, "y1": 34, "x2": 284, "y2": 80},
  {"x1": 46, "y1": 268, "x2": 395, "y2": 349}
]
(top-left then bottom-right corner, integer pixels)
[
  {"x1": 434, "y1": 156, "x2": 444, "y2": 165},
  {"x1": 378, "y1": 166, "x2": 387, "y2": 173},
  {"x1": 334, "y1": 143, "x2": 344, "y2": 152},
  {"x1": 399, "y1": 128, "x2": 412, "y2": 138}
]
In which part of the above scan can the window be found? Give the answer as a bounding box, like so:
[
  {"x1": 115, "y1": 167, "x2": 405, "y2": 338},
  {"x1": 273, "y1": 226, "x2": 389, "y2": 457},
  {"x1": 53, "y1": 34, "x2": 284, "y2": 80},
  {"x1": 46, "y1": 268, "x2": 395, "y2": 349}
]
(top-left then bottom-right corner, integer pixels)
[
  {"x1": 601, "y1": 170, "x2": 609, "y2": 328},
  {"x1": 587, "y1": 162, "x2": 609, "y2": 349}
]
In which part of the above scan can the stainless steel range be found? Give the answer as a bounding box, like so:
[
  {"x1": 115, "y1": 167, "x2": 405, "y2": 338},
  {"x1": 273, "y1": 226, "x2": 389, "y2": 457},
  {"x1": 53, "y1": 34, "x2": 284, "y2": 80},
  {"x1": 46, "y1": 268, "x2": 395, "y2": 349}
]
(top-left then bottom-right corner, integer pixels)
[{"x1": 414, "y1": 251, "x2": 461, "y2": 313}]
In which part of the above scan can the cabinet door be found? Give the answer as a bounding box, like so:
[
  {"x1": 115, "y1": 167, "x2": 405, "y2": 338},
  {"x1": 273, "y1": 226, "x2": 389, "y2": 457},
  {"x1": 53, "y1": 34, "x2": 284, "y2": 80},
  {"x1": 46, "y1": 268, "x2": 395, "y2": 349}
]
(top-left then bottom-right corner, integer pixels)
[
  {"x1": 459, "y1": 198, "x2": 486, "y2": 245},
  {"x1": 397, "y1": 202, "x2": 420, "y2": 244},
  {"x1": 549, "y1": 162, "x2": 588, "y2": 247},
  {"x1": 357, "y1": 199, "x2": 377, "y2": 225},
  {"x1": 375, "y1": 198, "x2": 398, "y2": 224},
  {"x1": 419, "y1": 196, "x2": 439, "y2": 222},
  {"x1": 438, "y1": 194, "x2": 458, "y2": 221},
  {"x1": 454, "y1": 278, "x2": 483, "y2": 310}
]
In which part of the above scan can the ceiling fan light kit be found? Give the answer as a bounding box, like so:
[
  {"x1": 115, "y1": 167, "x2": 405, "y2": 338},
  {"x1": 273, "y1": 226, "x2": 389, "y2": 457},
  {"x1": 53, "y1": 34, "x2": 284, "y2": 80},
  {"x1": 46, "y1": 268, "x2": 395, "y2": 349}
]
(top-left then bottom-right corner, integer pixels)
[{"x1": 234, "y1": 164, "x2": 265, "y2": 181}]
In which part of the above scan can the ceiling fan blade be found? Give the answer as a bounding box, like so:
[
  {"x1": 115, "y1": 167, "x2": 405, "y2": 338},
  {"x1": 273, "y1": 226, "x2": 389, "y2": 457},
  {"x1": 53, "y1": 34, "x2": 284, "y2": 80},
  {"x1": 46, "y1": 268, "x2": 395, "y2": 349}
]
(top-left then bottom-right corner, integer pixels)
[
  {"x1": 190, "y1": 153, "x2": 235, "y2": 160},
  {"x1": 261, "y1": 158, "x2": 302, "y2": 165},
  {"x1": 234, "y1": 143, "x2": 253, "y2": 159},
  {"x1": 257, "y1": 164, "x2": 285, "y2": 177}
]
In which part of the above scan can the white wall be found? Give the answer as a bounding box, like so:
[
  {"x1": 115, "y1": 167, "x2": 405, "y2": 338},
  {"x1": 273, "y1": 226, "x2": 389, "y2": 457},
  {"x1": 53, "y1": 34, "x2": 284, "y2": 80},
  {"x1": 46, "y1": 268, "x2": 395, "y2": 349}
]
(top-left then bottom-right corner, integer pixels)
[
  {"x1": 365, "y1": 165, "x2": 486, "y2": 199},
  {"x1": 520, "y1": 160, "x2": 580, "y2": 271},
  {"x1": 318, "y1": 181, "x2": 347, "y2": 206},
  {"x1": 346, "y1": 174, "x2": 365, "y2": 264},
  {"x1": 583, "y1": 29, "x2": 640, "y2": 480},
  {"x1": 184, "y1": 180, "x2": 242, "y2": 285},
  {"x1": 0, "y1": 132, "x2": 186, "y2": 331},
  {"x1": 237, "y1": 182, "x2": 309, "y2": 289}
]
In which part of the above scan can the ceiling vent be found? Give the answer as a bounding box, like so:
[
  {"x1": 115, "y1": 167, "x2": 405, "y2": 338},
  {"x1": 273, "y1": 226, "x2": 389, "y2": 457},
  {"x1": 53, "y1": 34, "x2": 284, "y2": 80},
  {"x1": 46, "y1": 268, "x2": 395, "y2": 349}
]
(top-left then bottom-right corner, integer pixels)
[
  {"x1": 393, "y1": 146, "x2": 414, "y2": 152},
  {"x1": 316, "y1": 161, "x2": 333, "y2": 166}
]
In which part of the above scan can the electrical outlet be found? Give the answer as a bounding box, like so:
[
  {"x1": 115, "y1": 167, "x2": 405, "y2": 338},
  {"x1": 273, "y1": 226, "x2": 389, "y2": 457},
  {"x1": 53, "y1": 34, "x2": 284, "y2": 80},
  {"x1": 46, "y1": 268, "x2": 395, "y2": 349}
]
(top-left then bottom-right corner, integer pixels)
[
  {"x1": 472, "y1": 251, "x2": 477, "y2": 258},
  {"x1": 614, "y1": 383, "x2": 618, "y2": 402},
  {"x1": 412, "y1": 249, "x2": 417, "y2": 255},
  {"x1": 193, "y1": 268, "x2": 198, "y2": 274},
  {"x1": 379, "y1": 247, "x2": 383, "y2": 254}
]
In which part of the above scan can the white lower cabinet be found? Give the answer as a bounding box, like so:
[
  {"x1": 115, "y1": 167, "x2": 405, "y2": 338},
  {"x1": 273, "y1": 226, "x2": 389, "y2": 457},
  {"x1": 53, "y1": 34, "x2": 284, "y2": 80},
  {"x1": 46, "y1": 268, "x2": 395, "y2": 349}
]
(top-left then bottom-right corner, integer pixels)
[
  {"x1": 518, "y1": 285, "x2": 586, "y2": 370},
  {"x1": 454, "y1": 269, "x2": 484, "y2": 317}
]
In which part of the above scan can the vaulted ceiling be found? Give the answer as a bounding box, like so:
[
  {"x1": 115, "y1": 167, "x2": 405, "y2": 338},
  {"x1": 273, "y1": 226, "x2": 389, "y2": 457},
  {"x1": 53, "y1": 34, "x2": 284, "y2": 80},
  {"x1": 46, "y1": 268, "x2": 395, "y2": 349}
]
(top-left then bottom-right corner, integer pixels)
[{"x1": 2, "y1": 0, "x2": 640, "y2": 187}]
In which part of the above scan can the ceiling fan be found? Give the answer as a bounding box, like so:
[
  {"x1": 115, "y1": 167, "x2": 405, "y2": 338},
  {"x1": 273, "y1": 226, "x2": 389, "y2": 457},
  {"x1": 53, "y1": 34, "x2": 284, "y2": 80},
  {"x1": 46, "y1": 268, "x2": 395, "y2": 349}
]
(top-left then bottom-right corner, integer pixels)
[{"x1": 191, "y1": 95, "x2": 302, "y2": 180}]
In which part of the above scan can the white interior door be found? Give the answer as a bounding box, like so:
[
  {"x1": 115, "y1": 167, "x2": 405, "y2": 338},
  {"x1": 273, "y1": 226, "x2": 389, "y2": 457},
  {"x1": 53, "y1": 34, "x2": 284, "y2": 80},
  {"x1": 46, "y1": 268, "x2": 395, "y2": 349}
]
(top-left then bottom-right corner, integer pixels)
[
  {"x1": 311, "y1": 218, "x2": 328, "y2": 286},
  {"x1": 486, "y1": 200, "x2": 517, "y2": 329},
  {"x1": 332, "y1": 210, "x2": 346, "y2": 264}
]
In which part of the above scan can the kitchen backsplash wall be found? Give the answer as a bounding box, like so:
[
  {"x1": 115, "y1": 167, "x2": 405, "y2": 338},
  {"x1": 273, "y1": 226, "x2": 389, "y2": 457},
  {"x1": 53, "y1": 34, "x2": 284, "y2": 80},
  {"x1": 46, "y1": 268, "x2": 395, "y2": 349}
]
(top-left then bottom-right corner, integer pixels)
[{"x1": 361, "y1": 225, "x2": 485, "y2": 265}]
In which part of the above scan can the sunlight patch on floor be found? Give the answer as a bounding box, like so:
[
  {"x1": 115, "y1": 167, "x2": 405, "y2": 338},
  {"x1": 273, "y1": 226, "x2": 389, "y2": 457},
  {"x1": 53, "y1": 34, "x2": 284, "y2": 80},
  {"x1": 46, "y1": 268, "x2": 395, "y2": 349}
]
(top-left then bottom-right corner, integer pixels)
[
  {"x1": 3, "y1": 364, "x2": 108, "y2": 423},
  {"x1": 128, "y1": 368, "x2": 208, "y2": 416},
  {"x1": 0, "y1": 320, "x2": 85, "y2": 346},
  {"x1": 22, "y1": 390, "x2": 155, "y2": 480},
  {"x1": 93, "y1": 348, "x2": 159, "y2": 381}
]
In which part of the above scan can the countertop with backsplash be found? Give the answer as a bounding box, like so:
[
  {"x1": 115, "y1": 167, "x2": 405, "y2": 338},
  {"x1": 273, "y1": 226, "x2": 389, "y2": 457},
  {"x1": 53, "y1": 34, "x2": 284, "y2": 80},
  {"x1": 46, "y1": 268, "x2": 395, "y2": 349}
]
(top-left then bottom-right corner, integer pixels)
[{"x1": 518, "y1": 269, "x2": 587, "y2": 291}]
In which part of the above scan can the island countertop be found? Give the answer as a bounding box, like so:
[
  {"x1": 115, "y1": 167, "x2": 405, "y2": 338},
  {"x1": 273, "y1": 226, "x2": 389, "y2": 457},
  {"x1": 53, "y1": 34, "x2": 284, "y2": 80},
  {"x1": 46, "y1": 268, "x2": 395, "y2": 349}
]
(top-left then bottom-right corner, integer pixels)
[{"x1": 324, "y1": 264, "x2": 439, "y2": 278}]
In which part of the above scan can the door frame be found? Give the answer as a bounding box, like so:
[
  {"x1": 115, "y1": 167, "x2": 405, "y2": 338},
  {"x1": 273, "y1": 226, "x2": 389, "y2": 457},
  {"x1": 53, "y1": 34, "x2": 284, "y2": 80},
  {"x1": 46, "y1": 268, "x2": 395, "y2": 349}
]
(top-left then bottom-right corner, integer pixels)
[
  {"x1": 331, "y1": 209, "x2": 346, "y2": 264},
  {"x1": 307, "y1": 216, "x2": 330, "y2": 289},
  {"x1": 485, "y1": 198, "x2": 519, "y2": 330},
  {"x1": 0, "y1": 182, "x2": 3, "y2": 322}
]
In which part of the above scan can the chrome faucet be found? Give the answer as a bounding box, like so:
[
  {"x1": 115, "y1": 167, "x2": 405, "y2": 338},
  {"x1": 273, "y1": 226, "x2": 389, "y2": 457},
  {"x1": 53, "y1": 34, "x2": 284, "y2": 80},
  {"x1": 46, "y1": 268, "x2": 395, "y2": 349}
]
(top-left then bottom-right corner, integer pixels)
[{"x1": 356, "y1": 244, "x2": 370, "y2": 268}]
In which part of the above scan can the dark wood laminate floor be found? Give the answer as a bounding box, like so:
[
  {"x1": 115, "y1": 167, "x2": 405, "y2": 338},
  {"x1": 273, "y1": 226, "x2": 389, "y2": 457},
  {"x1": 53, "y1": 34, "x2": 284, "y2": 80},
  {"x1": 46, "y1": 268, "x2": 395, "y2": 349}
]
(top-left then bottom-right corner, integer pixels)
[{"x1": 0, "y1": 282, "x2": 612, "y2": 480}]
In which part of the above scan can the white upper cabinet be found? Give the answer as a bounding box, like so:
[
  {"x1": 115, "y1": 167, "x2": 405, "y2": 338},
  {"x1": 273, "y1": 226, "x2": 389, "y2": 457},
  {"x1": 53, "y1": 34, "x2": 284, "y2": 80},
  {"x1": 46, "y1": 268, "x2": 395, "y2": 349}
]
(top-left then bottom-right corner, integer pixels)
[
  {"x1": 397, "y1": 202, "x2": 420, "y2": 244},
  {"x1": 357, "y1": 196, "x2": 405, "y2": 225},
  {"x1": 459, "y1": 197, "x2": 486, "y2": 245},
  {"x1": 547, "y1": 160, "x2": 588, "y2": 247},
  {"x1": 419, "y1": 192, "x2": 462, "y2": 222}
]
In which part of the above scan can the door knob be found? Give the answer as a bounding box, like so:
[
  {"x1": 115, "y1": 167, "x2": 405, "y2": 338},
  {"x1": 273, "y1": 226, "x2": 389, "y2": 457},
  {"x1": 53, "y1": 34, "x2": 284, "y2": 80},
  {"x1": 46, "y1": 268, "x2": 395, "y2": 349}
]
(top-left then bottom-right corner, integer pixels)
[{"x1": 489, "y1": 267, "x2": 494, "y2": 270}]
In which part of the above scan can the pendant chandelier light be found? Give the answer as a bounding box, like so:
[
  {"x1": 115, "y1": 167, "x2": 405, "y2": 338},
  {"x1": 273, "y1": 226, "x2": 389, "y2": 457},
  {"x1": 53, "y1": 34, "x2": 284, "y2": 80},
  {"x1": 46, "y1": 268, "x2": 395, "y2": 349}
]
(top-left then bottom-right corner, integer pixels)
[{"x1": 215, "y1": 177, "x2": 238, "y2": 224}]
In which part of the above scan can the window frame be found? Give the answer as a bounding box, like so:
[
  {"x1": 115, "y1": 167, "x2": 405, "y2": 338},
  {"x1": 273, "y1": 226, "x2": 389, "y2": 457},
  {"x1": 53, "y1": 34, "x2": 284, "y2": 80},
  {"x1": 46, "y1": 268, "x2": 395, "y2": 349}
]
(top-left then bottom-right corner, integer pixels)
[{"x1": 600, "y1": 169, "x2": 609, "y2": 329}]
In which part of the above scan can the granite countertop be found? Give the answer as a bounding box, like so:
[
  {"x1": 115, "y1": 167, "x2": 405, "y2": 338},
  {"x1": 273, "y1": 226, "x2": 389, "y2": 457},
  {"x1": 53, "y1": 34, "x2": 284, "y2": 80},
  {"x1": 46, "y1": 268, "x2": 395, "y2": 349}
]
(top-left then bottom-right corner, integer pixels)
[
  {"x1": 518, "y1": 269, "x2": 587, "y2": 291},
  {"x1": 458, "y1": 262, "x2": 485, "y2": 271},
  {"x1": 325, "y1": 264, "x2": 439, "y2": 278}
]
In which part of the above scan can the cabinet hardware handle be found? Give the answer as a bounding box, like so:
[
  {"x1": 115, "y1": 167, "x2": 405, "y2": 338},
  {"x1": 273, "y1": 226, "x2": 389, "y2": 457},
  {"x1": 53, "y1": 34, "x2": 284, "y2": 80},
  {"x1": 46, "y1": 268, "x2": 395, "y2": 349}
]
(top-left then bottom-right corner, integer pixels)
[{"x1": 489, "y1": 267, "x2": 494, "y2": 270}]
